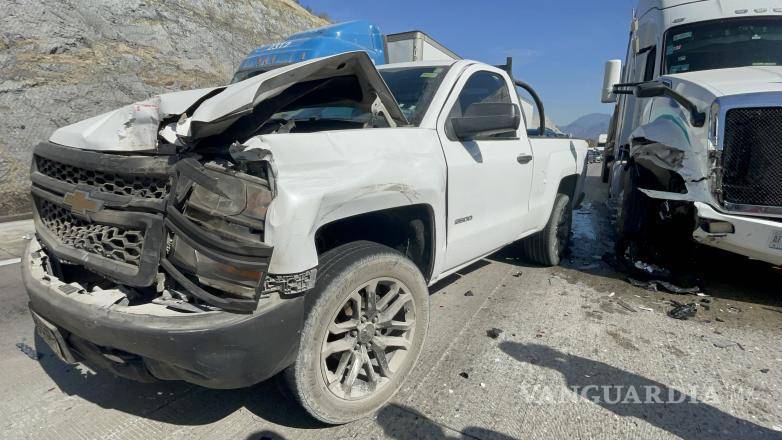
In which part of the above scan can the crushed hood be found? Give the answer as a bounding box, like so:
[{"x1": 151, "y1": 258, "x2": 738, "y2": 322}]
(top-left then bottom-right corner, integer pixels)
[
  {"x1": 666, "y1": 66, "x2": 782, "y2": 98},
  {"x1": 49, "y1": 51, "x2": 407, "y2": 152}
]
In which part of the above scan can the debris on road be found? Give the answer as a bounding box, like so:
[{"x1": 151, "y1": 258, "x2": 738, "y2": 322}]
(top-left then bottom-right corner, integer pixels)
[
  {"x1": 628, "y1": 277, "x2": 701, "y2": 294},
  {"x1": 513, "y1": 271, "x2": 523, "y2": 278},
  {"x1": 486, "y1": 328, "x2": 504, "y2": 339},
  {"x1": 464, "y1": 290, "x2": 474, "y2": 297},
  {"x1": 761, "y1": 369, "x2": 770, "y2": 374},
  {"x1": 668, "y1": 301, "x2": 697, "y2": 320},
  {"x1": 459, "y1": 372, "x2": 469, "y2": 379},
  {"x1": 637, "y1": 306, "x2": 654, "y2": 312},
  {"x1": 614, "y1": 298, "x2": 638, "y2": 313},
  {"x1": 713, "y1": 338, "x2": 744, "y2": 350},
  {"x1": 16, "y1": 342, "x2": 43, "y2": 360}
]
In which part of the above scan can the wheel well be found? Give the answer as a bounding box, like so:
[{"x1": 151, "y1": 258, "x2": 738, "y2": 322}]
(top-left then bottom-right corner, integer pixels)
[
  {"x1": 314, "y1": 204, "x2": 435, "y2": 281},
  {"x1": 631, "y1": 158, "x2": 687, "y2": 193},
  {"x1": 557, "y1": 174, "x2": 579, "y2": 200}
]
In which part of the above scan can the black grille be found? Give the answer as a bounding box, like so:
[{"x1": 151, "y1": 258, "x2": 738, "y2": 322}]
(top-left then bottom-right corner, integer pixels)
[
  {"x1": 38, "y1": 199, "x2": 145, "y2": 267},
  {"x1": 721, "y1": 107, "x2": 782, "y2": 207},
  {"x1": 36, "y1": 156, "x2": 170, "y2": 200}
]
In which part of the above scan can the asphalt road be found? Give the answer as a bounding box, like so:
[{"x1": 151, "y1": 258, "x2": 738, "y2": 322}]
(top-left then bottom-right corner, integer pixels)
[{"x1": 1, "y1": 165, "x2": 781, "y2": 440}]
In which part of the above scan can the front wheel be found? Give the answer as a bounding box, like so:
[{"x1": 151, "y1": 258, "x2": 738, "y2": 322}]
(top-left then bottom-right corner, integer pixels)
[
  {"x1": 285, "y1": 241, "x2": 429, "y2": 424},
  {"x1": 520, "y1": 193, "x2": 573, "y2": 266}
]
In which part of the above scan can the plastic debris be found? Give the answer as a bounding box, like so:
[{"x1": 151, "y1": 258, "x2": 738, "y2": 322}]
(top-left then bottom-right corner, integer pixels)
[
  {"x1": 668, "y1": 301, "x2": 697, "y2": 320},
  {"x1": 628, "y1": 277, "x2": 700, "y2": 294},
  {"x1": 486, "y1": 328, "x2": 504, "y2": 339}
]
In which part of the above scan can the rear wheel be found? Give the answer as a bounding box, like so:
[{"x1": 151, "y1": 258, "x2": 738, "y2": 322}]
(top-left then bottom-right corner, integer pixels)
[
  {"x1": 521, "y1": 193, "x2": 573, "y2": 266},
  {"x1": 285, "y1": 241, "x2": 429, "y2": 424}
]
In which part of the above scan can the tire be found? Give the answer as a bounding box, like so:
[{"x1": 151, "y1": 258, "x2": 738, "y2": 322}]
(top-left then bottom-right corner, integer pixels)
[
  {"x1": 615, "y1": 165, "x2": 651, "y2": 257},
  {"x1": 285, "y1": 241, "x2": 429, "y2": 424},
  {"x1": 521, "y1": 193, "x2": 573, "y2": 266}
]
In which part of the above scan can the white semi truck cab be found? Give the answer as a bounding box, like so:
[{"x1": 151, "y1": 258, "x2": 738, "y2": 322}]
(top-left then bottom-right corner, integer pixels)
[{"x1": 600, "y1": 0, "x2": 782, "y2": 266}]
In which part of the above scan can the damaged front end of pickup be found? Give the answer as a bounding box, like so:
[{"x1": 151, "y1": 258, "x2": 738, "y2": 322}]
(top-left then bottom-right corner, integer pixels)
[
  {"x1": 29, "y1": 141, "x2": 278, "y2": 314},
  {"x1": 28, "y1": 51, "x2": 404, "y2": 315},
  {"x1": 23, "y1": 51, "x2": 406, "y2": 387}
]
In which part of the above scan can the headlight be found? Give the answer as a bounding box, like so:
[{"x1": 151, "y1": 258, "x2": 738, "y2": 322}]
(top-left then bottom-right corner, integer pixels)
[{"x1": 168, "y1": 160, "x2": 273, "y2": 301}]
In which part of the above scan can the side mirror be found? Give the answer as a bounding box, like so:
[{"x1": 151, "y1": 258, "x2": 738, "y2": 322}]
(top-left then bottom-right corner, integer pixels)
[
  {"x1": 601, "y1": 60, "x2": 622, "y2": 103},
  {"x1": 450, "y1": 103, "x2": 521, "y2": 140}
]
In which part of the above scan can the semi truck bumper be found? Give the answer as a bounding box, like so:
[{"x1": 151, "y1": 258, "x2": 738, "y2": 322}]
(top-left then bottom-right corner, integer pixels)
[
  {"x1": 23, "y1": 237, "x2": 305, "y2": 389},
  {"x1": 693, "y1": 202, "x2": 782, "y2": 266}
]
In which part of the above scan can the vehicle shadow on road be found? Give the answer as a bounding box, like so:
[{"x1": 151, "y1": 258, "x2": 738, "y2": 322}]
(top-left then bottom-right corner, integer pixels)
[
  {"x1": 35, "y1": 333, "x2": 324, "y2": 429},
  {"x1": 500, "y1": 341, "x2": 780, "y2": 440}
]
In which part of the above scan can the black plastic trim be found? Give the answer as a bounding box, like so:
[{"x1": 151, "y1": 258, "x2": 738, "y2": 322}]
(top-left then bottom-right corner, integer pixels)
[
  {"x1": 166, "y1": 207, "x2": 273, "y2": 258},
  {"x1": 160, "y1": 259, "x2": 259, "y2": 314}
]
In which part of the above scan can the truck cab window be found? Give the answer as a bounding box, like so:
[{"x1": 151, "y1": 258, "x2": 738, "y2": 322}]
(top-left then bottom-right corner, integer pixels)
[{"x1": 663, "y1": 17, "x2": 782, "y2": 74}]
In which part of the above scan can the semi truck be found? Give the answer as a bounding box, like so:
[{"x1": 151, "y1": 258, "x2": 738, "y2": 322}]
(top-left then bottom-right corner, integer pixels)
[
  {"x1": 600, "y1": 0, "x2": 782, "y2": 266},
  {"x1": 24, "y1": 47, "x2": 587, "y2": 423}
]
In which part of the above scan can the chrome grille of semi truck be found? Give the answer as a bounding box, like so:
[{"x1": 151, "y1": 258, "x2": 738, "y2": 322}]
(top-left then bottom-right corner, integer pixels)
[
  {"x1": 37, "y1": 198, "x2": 145, "y2": 267},
  {"x1": 721, "y1": 107, "x2": 782, "y2": 208},
  {"x1": 35, "y1": 156, "x2": 171, "y2": 200}
]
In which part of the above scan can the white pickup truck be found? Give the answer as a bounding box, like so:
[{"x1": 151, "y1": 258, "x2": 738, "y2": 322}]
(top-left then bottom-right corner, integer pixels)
[{"x1": 23, "y1": 51, "x2": 587, "y2": 423}]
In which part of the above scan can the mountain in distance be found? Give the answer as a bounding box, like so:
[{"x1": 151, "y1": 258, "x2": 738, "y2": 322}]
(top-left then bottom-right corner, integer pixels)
[{"x1": 560, "y1": 113, "x2": 611, "y2": 140}]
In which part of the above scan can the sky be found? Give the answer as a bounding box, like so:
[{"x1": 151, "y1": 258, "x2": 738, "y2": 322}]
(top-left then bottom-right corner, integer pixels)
[{"x1": 298, "y1": 0, "x2": 638, "y2": 126}]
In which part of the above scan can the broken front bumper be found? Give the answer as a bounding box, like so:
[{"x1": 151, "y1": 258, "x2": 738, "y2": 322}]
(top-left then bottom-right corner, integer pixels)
[
  {"x1": 23, "y1": 237, "x2": 305, "y2": 389},
  {"x1": 693, "y1": 202, "x2": 782, "y2": 266}
]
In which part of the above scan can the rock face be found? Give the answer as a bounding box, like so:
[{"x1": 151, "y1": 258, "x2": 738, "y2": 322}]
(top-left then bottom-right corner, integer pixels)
[{"x1": 0, "y1": 0, "x2": 327, "y2": 217}]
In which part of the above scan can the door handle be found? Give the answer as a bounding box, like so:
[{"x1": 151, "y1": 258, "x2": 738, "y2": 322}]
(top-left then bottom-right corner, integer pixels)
[{"x1": 517, "y1": 154, "x2": 533, "y2": 164}]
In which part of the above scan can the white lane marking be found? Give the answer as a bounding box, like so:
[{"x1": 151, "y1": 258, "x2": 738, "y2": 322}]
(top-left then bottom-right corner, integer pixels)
[{"x1": 0, "y1": 258, "x2": 22, "y2": 267}]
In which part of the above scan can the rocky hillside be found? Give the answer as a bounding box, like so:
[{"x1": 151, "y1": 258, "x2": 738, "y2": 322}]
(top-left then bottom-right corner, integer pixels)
[{"x1": 0, "y1": 0, "x2": 327, "y2": 218}]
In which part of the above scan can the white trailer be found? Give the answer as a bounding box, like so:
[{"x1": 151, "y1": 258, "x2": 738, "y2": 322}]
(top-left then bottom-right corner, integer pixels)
[{"x1": 386, "y1": 31, "x2": 461, "y2": 64}]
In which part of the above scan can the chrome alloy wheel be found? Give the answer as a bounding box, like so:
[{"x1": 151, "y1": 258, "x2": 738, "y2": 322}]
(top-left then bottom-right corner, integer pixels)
[{"x1": 320, "y1": 277, "x2": 416, "y2": 400}]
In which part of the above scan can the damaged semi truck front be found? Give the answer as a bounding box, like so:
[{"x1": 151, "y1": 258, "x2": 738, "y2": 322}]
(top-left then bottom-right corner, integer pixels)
[
  {"x1": 23, "y1": 51, "x2": 587, "y2": 423},
  {"x1": 601, "y1": 0, "x2": 782, "y2": 266}
]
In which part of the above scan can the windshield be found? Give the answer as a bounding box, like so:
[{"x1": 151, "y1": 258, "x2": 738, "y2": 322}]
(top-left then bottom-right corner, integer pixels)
[
  {"x1": 379, "y1": 66, "x2": 450, "y2": 126},
  {"x1": 663, "y1": 17, "x2": 782, "y2": 74}
]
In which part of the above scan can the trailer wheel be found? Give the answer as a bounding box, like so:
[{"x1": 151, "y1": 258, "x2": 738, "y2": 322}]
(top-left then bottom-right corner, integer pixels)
[
  {"x1": 285, "y1": 241, "x2": 429, "y2": 424},
  {"x1": 521, "y1": 193, "x2": 572, "y2": 266}
]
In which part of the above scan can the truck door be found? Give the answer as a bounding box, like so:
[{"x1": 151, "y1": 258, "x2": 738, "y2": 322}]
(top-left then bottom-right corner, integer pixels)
[{"x1": 437, "y1": 66, "x2": 534, "y2": 270}]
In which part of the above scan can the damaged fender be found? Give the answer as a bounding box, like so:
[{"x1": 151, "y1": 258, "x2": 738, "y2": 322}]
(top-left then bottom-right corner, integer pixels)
[{"x1": 245, "y1": 129, "x2": 448, "y2": 275}]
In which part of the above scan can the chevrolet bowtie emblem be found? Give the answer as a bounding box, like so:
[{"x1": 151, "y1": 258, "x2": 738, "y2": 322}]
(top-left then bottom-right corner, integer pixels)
[{"x1": 63, "y1": 191, "x2": 102, "y2": 215}]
